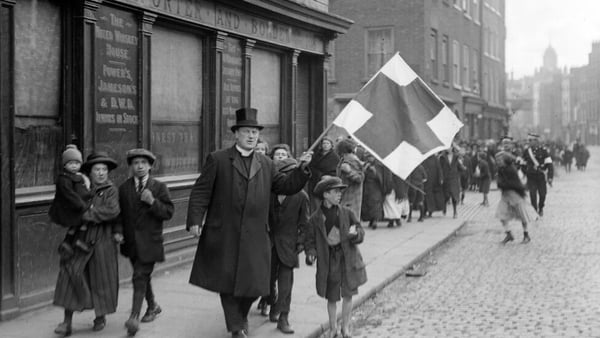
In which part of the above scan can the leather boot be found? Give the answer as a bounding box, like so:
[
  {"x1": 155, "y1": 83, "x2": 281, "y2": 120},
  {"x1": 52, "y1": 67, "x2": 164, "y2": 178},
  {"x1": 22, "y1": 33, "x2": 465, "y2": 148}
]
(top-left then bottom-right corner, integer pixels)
[
  {"x1": 522, "y1": 232, "x2": 531, "y2": 243},
  {"x1": 269, "y1": 308, "x2": 280, "y2": 323},
  {"x1": 501, "y1": 231, "x2": 514, "y2": 244},
  {"x1": 277, "y1": 312, "x2": 295, "y2": 334},
  {"x1": 125, "y1": 313, "x2": 140, "y2": 336}
]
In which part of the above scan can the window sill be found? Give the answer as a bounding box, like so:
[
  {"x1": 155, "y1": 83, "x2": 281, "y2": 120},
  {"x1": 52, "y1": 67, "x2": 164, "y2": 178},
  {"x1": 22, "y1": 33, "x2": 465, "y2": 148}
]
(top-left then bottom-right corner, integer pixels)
[
  {"x1": 453, "y1": 83, "x2": 462, "y2": 90},
  {"x1": 443, "y1": 81, "x2": 451, "y2": 88},
  {"x1": 430, "y1": 78, "x2": 440, "y2": 85},
  {"x1": 15, "y1": 173, "x2": 201, "y2": 206}
]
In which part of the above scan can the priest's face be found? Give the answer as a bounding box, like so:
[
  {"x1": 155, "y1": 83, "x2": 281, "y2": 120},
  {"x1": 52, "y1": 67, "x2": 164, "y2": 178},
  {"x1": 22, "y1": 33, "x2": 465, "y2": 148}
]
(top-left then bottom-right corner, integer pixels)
[{"x1": 235, "y1": 127, "x2": 260, "y2": 151}]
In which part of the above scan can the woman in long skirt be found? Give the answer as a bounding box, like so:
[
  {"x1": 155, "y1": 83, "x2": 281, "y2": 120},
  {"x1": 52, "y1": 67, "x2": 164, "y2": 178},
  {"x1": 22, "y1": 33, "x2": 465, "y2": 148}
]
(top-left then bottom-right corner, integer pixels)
[
  {"x1": 495, "y1": 140, "x2": 538, "y2": 244},
  {"x1": 53, "y1": 152, "x2": 122, "y2": 336}
]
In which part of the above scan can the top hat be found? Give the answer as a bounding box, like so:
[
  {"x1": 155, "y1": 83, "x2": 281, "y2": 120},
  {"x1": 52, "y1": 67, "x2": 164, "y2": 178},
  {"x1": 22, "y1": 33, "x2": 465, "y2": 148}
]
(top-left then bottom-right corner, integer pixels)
[
  {"x1": 82, "y1": 151, "x2": 118, "y2": 173},
  {"x1": 313, "y1": 175, "x2": 348, "y2": 198},
  {"x1": 126, "y1": 148, "x2": 156, "y2": 165},
  {"x1": 231, "y1": 108, "x2": 264, "y2": 132}
]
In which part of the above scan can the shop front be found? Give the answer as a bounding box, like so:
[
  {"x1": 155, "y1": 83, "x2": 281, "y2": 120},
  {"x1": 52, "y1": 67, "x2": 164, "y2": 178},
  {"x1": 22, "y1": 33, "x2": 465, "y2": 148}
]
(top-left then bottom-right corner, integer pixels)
[{"x1": 0, "y1": 0, "x2": 351, "y2": 319}]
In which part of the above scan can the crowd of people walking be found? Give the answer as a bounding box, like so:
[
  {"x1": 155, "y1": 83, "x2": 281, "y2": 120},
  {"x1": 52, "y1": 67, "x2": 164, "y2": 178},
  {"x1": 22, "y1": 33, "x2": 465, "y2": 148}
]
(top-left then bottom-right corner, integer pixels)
[{"x1": 47, "y1": 106, "x2": 591, "y2": 338}]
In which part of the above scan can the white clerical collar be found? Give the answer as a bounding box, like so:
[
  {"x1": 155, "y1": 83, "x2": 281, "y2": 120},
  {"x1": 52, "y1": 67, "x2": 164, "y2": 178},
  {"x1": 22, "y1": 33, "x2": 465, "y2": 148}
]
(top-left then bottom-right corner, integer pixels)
[{"x1": 235, "y1": 145, "x2": 254, "y2": 157}]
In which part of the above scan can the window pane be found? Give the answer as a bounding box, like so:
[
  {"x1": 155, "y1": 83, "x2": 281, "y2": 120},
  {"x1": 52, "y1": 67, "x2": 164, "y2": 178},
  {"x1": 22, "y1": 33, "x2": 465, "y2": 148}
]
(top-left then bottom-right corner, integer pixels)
[
  {"x1": 251, "y1": 48, "x2": 281, "y2": 146},
  {"x1": 14, "y1": 0, "x2": 63, "y2": 188},
  {"x1": 151, "y1": 26, "x2": 203, "y2": 176},
  {"x1": 367, "y1": 28, "x2": 393, "y2": 76}
]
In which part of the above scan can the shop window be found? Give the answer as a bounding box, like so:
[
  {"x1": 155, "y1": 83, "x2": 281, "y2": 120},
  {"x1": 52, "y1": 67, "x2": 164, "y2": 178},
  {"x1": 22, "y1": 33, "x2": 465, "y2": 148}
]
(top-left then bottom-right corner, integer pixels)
[
  {"x1": 365, "y1": 27, "x2": 394, "y2": 78},
  {"x1": 151, "y1": 26, "x2": 203, "y2": 176},
  {"x1": 251, "y1": 48, "x2": 281, "y2": 146},
  {"x1": 14, "y1": 0, "x2": 63, "y2": 189}
]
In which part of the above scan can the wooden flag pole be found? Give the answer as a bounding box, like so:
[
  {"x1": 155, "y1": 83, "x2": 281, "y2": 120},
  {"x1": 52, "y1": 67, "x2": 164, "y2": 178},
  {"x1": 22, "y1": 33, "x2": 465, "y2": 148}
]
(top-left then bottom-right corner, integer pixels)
[{"x1": 306, "y1": 123, "x2": 336, "y2": 153}]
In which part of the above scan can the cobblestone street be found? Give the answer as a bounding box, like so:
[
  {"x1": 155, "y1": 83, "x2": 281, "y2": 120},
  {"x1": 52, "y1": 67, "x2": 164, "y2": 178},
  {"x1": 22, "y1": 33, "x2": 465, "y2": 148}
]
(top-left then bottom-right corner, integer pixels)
[{"x1": 350, "y1": 147, "x2": 600, "y2": 338}]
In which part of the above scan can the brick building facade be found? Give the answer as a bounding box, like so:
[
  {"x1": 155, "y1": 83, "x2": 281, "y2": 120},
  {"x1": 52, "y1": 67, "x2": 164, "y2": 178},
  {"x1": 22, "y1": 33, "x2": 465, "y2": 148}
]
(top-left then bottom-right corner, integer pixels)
[{"x1": 328, "y1": 0, "x2": 508, "y2": 141}]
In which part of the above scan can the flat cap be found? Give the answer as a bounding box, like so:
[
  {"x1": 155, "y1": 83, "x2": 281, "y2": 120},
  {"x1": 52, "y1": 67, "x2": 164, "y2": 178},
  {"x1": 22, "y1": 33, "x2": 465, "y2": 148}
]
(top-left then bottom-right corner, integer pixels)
[{"x1": 126, "y1": 148, "x2": 156, "y2": 165}]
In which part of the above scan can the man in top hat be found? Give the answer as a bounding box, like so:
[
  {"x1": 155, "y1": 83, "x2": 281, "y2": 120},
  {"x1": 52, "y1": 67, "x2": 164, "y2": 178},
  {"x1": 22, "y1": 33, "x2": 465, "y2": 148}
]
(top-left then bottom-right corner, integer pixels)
[
  {"x1": 119, "y1": 148, "x2": 174, "y2": 336},
  {"x1": 522, "y1": 132, "x2": 553, "y2": 216},
  {"x1": 186, "y1": 108, "x2": 313, "y2": 338}
]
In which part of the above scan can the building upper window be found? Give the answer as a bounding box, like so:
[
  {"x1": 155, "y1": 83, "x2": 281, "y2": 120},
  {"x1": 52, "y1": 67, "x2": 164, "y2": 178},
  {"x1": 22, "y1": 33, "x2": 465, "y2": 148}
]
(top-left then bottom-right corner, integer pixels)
[
  {"x1": 472, "y1": 48, "x2": 479, "y2": 92},
  {"x1": 463, "y1": 0, "x2": 471, "y2": 17},
  {"x1": 473, "y1": 0, "x2": 480, "y2": 23},
  {"x1": 463, "y1": 45, "x2": 470, "y2": 89},
  {"x1": 365, "y1": 27, "x2": 394, "y2": 78},
  {"x1": 430, "y1": 29, "x2": 438, "y2": 81},
  {"x1": 442, "y1": 35, "x2": 450, "y2": 83},
  {"x1": 453, "y1": 40, "x2": 460, "y2": 87}
]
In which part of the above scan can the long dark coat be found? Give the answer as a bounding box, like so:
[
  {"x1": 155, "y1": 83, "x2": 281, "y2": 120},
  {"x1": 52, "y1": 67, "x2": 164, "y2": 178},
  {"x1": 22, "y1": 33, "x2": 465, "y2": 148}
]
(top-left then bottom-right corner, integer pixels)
[
  {"x1": 423, "y1": 155, "x2": 445, "y2": 212},
  {"x1": 186, "y1": 147, "x2": 310, "y2": 297},
  {"x1": 361, "y1": 162, "x2": 385, "y2": 221},
  {"x1": 269, "y1": 190, "x2": 310, "y2": 268},
  {"x1": 305, "y1": 206, "x2": 367, "y2": 299},
  {"x1": 119, "y1": 177, "x2": 174, "y2": 263},
  {"x1": 440, "y1": 153, "x2": 465, "y2": 201},
  {"x1": 53, "y1": 181, "x2": 120, "y2": 315}
]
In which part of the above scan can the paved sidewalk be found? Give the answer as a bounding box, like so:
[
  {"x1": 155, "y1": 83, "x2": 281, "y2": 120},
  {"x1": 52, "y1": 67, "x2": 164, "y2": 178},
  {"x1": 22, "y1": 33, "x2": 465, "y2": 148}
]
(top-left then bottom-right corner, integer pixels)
[{"x1": 0, "y1": 190, "x2": 498, "y2": 338}]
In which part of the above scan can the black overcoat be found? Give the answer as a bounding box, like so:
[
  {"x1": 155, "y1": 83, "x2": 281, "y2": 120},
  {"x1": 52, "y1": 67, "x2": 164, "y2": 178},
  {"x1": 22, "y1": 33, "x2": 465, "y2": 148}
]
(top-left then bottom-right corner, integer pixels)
[
  {"x1": 119, "y1": 177, "x2": 174, "y2": 263},
  {"x1": 186, "y1": 147, "x2": 310, "y2": 297}
]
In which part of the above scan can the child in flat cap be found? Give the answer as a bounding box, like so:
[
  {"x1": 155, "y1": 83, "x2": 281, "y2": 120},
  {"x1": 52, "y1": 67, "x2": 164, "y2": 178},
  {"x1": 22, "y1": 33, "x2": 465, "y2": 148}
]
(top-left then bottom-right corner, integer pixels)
[
  {"x1": 305, "y1": 175, "x2": 367, "y2": 338},
  {"x1": 49, "y1": 144, "x2": 93, "y2": 256},
  {"x1": 119, "y1": 148, "x2": 174, "y2": 336}
]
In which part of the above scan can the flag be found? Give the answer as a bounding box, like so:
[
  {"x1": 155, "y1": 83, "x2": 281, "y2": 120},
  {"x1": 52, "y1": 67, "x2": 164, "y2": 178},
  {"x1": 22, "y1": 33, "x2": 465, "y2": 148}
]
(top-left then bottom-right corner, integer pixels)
[{"x1": 333, "y1": 52, "x2": 463, "y2": 179}]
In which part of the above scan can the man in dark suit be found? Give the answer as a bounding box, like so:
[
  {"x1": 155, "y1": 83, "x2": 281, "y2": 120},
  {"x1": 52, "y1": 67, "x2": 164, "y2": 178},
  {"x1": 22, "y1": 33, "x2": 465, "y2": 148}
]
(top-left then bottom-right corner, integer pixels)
[
  {"x1": 186, "y1": 108, "x2": 312, "y2": 338},
  {"x1": 119, "y1": 148, "x2": 174, "y2": 336},
  {"x1": 522, "y1": 133, "x2": 553, "y2": 216}
]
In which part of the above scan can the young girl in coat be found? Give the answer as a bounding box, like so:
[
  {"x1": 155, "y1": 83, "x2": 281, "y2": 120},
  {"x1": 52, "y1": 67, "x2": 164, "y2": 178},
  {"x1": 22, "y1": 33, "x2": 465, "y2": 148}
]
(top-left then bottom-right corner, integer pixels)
[{"x1": 306, "y1": 175, "x2": 367, "y2": 338}]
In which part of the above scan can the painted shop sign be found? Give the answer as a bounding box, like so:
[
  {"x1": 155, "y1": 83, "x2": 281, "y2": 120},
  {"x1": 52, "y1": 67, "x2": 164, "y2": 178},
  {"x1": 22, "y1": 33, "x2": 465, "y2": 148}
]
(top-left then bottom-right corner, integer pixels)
[
  {"x1": 115, "y1": 0, "x2": 325, "y2": 54},
  {"x1": 220, "y1": 36, "x2": 243, "y2": 148},
  {"x1": 95, "y1": 5, "x2": 139, "y2": 182}
]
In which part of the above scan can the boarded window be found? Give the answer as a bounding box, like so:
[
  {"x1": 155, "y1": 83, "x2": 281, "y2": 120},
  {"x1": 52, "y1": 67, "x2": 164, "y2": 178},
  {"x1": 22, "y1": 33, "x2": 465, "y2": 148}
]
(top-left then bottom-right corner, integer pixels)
[
  {"x1": 151, "y1": 26, "x2": 203, "y2": 176},
  {"x1": 251, "y1": 48, "x2": 281, "y2": 146},
  {"x1": 14, "y1": 0, "x2": 63, "y2": 188}
]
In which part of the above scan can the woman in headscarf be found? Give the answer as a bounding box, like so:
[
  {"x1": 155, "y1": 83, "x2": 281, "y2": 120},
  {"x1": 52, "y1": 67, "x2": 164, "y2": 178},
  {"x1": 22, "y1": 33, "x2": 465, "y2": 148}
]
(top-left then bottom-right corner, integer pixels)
[
  {"x1": 495, "y1": 138, "x2": 538, "y2": 244},
  {"x1": 53, "y1": 152, "x2": 122, "y2": 336}
]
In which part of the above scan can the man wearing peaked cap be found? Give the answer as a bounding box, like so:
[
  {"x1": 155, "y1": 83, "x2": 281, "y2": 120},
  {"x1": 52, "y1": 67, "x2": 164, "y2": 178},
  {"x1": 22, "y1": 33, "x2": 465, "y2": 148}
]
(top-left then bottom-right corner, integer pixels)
[
  {"x1": 523, "y1": 131, "x2": 553, "y2": 216},
  {"x1": 118, "y1": 148, "x2": 174, "y2": 336},
  {"x1": 186, "y1": 107, "x2": 313, "y2": 338},
  {"x1": 126, "y1": 148, "x2": 156, "y2": 165}
]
